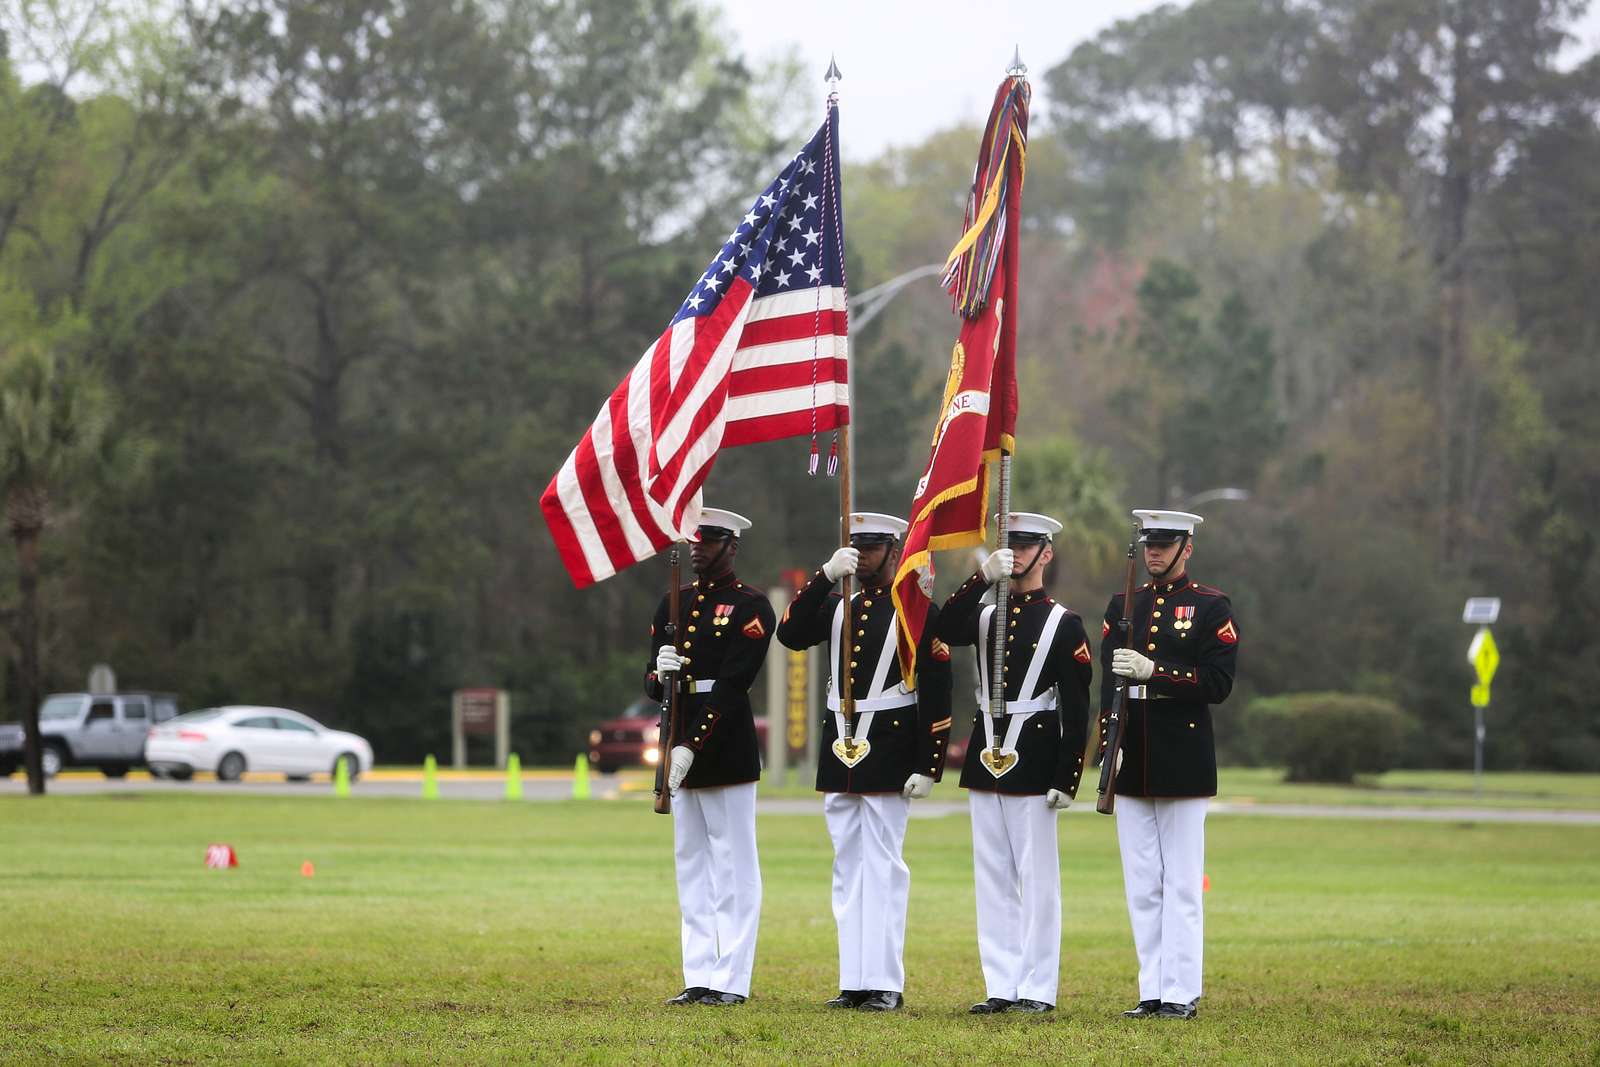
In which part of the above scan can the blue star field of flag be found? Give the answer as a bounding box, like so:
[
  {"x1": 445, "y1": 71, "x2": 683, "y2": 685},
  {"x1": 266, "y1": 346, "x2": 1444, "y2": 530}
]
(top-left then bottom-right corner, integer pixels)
[{"x1": 672, "y1": 108, "x2": 846, "y2": 325}]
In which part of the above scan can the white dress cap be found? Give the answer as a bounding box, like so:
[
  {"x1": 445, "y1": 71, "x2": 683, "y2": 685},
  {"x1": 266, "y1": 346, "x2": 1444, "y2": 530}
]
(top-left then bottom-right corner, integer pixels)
[
  {"x1": 992, "y1": 512, "x2": 1064, "y2": 539},
  {"x1": 849, "y1": 512, "x2": 909, "y2": 539},
  {"x1": 1132, "y1": 509, "x2": 1204, "y2": 535},
  {"x1": 696, "y1": 507, "x2": 753, "y2": 537}
]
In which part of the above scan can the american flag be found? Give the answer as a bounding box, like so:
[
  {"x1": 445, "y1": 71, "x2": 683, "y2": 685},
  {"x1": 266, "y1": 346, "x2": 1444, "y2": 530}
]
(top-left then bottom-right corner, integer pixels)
[{"x1": 541, "y1": 108, "x2": 848, "y2": 587}]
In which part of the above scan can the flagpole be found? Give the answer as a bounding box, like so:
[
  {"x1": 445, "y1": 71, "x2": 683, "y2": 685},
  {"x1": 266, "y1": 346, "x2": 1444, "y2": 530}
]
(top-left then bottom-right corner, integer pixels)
[
  {"x1": 989, "y1": 455, "x2": 1010, "y2": 757},
  {"x1": 988, "y1": 49, "x2": 1026, "y2": 758},
  {"x1": 824, "y1": 56, "x2": 859, "y2": 742}
]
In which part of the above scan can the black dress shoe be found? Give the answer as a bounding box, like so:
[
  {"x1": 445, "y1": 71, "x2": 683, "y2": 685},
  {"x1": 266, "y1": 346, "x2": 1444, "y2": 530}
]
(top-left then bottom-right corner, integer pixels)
[
  {"x1": 666, "y1": 986, "x2": 710, "y2": 1005},
  {"x1": 857, "y1": 991, "x2": 903, "y2": 1012},
  {"x1": 968, "y1": 997, "x2": 1015, "y2": 1014},
  {"x1": 1121, "y1": 999, "x2": 1161, "y2": 1018},
  {"x1": 696, "y1": 990, "x2": 748, "y2": 1006},
  {"x1": 1155, "y1": 1000, "x2": 1198, "y2": 1019},
  {"x1": 824, "y1": 990, "x2": 869, "y2": 1009},
  {"x1": 1007, "y1": 999, "x2": 1054, "y2": 1014}
]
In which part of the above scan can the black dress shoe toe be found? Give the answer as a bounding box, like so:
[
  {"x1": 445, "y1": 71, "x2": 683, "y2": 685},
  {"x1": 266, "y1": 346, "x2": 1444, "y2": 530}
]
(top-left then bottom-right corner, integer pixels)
[
  {"x1": 824, "y1": 990, "x2": 869, "y2": 1009},
  {"x1": 666, "y1": 986, "x2": 711, "y2": 1005},
  {"x1": 1121, "y1": 999, "x2": 1162, "y2": 1018},
  {"x1": 857, "y1": 991, "x2": 903, "y2": 1012},
  {"x1": 696, "y1": 990, "x2": 748, "y2": 1006},
  {"x1": 1008, "y1": 999, "x2": 1054, "y2": 1014},
  {"x1": 968, "y1": 997, "x2": 1015, "y2": 1014},
  {"x1": 1155, "y1": 1000, "x2": 1198, "y2": 1019}
]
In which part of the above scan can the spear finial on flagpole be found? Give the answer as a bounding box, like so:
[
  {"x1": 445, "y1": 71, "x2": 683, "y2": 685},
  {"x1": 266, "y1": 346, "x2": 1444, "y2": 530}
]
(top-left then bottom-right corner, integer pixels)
[
  {"x1": 1007, "y1": 46, "x2": 1027, "y2": 77},
  {"x1": 820, "y1": 49, "x2": 857, "y2": 740}
]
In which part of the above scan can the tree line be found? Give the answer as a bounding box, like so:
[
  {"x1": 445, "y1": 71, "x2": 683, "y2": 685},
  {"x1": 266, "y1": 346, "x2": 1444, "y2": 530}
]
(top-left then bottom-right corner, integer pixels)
[{"x1": 2, "y1": 0, "x2": 1596, "y2": 777}]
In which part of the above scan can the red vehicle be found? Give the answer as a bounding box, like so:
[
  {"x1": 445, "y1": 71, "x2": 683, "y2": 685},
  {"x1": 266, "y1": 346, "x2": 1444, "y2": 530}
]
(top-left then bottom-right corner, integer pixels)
[
  {"x1": 946, "y1": 731, "x2": 970, "y2": 771},
  {"x1": 588, "y1": 698, "x2": 769, "y2": 775}
]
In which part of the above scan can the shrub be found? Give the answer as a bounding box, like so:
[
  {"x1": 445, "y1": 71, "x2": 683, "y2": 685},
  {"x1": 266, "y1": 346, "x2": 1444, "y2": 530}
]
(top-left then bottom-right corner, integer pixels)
[{"x1": 1245, "y1": 692, "x2": 1416, "y2": 783}]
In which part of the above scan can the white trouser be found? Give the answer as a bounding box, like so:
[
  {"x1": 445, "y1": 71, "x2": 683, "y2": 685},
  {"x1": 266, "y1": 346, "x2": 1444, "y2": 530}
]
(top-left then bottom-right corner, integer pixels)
[
  {"x1": 823, "y1": 792, "x2": 911, "y2": 993},
  {"x1": 968, "y1": 791, "x2": 1062, "y2": 1005},
  {"x1": 672, "y1": 782, "x2": 762, "y2": 996},
  {"x1": 1115, "y1": 795, "x2": 1207, "y2": 1005}
]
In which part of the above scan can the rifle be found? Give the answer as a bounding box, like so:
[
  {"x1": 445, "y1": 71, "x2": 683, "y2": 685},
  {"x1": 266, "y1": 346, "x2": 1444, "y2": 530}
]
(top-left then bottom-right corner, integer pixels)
[
  {"x1": 653, "y1": 544, "x2": 684, "y2": 815},
  {"x1": 1096, "y1": 526, "x2": 1140, "y2": 815}
]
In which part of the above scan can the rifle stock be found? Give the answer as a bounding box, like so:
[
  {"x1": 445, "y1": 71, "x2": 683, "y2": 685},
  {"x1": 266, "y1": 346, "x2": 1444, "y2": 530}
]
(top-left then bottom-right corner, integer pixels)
[
  {"x1": 1096, "y1": 528, "x2": 1140, "y2": 815},
  {"x1": 653, "y1": 545, "x2": 684, "y2": 815}
]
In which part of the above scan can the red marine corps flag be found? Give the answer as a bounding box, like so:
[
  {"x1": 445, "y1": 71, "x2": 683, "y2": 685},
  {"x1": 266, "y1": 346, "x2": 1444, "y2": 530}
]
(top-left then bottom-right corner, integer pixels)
[
  {"x1": 892, "y1": 73, "x2": 1029, "y2": 678},
  {"x1": 541, "y1": 106, "x2": 849, "y2": 587}
]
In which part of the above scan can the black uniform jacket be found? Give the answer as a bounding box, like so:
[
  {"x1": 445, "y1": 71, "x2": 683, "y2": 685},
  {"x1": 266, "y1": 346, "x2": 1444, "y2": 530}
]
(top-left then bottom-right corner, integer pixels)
[
  {"x1": 776, "y1": 570, "x2": 954, "y2": 794},
  {"x1": 644, "y1": 572, "x2": 776, "y2": 790},
  {"x1": 935, "y1": 573, "x2": 1095, "y2": 797},
  {"x1": 1098, "y1": 572, "x2": 1237, "y2": 798}
]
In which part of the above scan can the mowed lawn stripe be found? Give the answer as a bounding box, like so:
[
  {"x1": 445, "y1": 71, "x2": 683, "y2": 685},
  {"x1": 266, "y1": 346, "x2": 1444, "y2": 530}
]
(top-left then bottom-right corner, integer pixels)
[{"x1": 2, "y1": 795, "x2": 1597, "y2": 1064}]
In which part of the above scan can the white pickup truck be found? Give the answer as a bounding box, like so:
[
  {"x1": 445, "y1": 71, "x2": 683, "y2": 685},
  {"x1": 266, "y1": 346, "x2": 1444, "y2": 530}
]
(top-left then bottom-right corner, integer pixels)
[{"x1": 0, "y1": 692, "x2": 181, "y2": 778}]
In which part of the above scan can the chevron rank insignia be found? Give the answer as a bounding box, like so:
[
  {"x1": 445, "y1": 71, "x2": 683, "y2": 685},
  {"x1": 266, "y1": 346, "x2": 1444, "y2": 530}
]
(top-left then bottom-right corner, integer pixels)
[
  {"x1": 931, "y1": 638, "x2": 952, "y2": 662},
  {"x1": 1073, "y1": 640, "x2": 1092, "y2": 663},
  {"x1": 742, "y1": 616, "x2": 766, "y2": 639},
  {"x1": 1101, "y1": 619, "x2": 1110, "y2": 637},
  {"x1": 1216, "y1": 619, "x2": 1238, "y2": 644}
]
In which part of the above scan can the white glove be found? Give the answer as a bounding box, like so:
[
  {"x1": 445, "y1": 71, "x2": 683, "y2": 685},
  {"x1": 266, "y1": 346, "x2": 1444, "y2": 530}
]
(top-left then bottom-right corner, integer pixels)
[
  {"x1": 668, "y1": 745, "x2": 694, "y2": 792},
  {"x1": 822, "y1": 546, "x2": 860, "y2": 581},
  {"x1": 1112, "y1": 648, "x2": 1155, "y2": 681},
  {"x1": 656, "y1": 645, "x2": 683, "y2": 676},
  {"x1": 1045, "y1": 788, "x2": 1070, "y2": 810},
  {"x1": 902, "y1": 773, "x2": 934, "y2": 800},
  {"x1": 979, "y1": 548, "x2": 1014, "y2": 583}
]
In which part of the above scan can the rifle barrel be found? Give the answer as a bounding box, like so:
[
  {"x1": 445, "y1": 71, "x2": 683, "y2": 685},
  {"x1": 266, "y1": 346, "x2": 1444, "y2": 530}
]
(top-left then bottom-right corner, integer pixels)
[
  {"x1": 653, "y1": 545, "x2": 684, "y2": 815},
  {"x1": 1096, "y1": 529, "x2": 1140, "y2": 815}
]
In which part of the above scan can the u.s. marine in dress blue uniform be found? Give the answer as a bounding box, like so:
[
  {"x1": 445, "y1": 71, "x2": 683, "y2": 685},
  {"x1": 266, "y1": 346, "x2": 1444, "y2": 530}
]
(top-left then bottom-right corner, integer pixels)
[
  {"x1": 645, "y1": 508, "x2": 775, "y2": 1008},
  {"x1": 776, "y1": 513, "x2": 953, "y2": 1013},
  {"x1": 1099, "y1": 508, "x2": 1238, "y2": 1021},
  {"x1": 934, "y1": 512, "x2": 1094, "y2": 1016}
]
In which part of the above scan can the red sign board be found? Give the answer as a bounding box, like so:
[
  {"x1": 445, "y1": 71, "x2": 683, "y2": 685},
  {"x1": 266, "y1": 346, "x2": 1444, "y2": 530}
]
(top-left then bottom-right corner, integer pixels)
[{"x1": 458, "y1": 688, "x2": 499, "y2": 737}]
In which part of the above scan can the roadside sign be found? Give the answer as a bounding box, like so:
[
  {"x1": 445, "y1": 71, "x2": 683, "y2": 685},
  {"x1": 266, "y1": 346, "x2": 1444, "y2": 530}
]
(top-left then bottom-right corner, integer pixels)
[
  {"x1": 783, "y1": 569, "x2": 812, "y2": 766},
  {"x1": 1467, "y1": 628, "x2": 1499, "y2": 690},
  {"x1": 451, "y1": 688, "x2": 510, "y2": 769},
  {"x1": 1463, "y1": 614, "x2": 1501, "y2": 800},
  {"x1": 457, "y1": 689, "x2": 499, "y2": 737},
  {"x1": 87, "y1": 663, "x2": 116, "y2": 696}
]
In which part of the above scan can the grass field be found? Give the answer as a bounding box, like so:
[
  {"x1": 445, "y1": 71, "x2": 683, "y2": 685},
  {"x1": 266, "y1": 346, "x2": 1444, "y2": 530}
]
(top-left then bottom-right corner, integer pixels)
[
  {"x1": 3, "y1": 788, "x2": 1599, "y2": 1064},
  {"x1": 751, "y1": 766, "x2": 1600, "y2": 810}
]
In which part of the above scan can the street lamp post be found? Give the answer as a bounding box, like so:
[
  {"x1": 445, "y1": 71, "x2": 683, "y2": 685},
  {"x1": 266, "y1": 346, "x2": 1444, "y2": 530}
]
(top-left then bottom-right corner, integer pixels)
[
  {"x1": 848, "y1": 263, "x2": 944, "y2": 331},
  {"x1": 1172, "y1": 487, "x2": 1251, "y2": 511}
]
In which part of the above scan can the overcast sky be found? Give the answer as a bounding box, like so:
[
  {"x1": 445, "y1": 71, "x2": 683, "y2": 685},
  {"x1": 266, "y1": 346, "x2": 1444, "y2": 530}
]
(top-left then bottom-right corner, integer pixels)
[
  {"x1": 722, "y1": 0, "x2": 1600, "y2": 162},
  {"x1": 721, "y1": 0, "x2": 1191, "y2": 160}
]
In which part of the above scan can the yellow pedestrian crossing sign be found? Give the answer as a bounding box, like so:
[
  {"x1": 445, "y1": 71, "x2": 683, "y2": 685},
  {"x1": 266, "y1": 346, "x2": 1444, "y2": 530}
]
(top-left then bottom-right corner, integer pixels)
[{"x1": 1467, "y1": 627, "x2": 1499, "y2": 707}]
